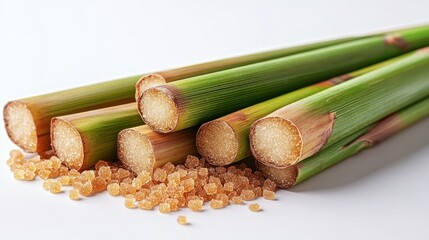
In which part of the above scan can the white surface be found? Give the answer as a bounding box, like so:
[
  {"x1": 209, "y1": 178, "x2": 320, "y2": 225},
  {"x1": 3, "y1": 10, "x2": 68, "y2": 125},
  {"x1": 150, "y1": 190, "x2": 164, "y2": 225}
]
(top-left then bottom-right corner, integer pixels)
[{"x1": 1, "y1": 1, "x2": 429, "y2": 239}]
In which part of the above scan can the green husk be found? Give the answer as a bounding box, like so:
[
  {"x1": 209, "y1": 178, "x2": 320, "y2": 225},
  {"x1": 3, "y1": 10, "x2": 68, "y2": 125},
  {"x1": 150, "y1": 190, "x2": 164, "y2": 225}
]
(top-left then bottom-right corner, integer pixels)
[
  {"x1": 250, "y1": 47, "x2": 429, "y2": 169},
  {"x1": 257, "y1": 97, "x2": 429, "y2": 188},
  {"x1": 195, "y1": 54, "x2": 406, "y2": 166},
  {"x1": 139, "y1": 25, "x2": 429, "y2": 133},
  {"x1": 51, "y1": 103, "x2": 143, "y2": 171}
]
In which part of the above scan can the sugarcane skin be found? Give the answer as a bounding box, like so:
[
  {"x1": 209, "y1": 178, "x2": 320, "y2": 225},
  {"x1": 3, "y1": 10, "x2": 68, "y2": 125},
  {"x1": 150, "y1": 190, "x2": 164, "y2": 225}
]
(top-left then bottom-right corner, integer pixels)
[
  {"x1": 152, "y1": 26, "x2": 429, "y2": 132},
  {"x1": 294, "y1": 97, "x2": 429, "y2": 186}
]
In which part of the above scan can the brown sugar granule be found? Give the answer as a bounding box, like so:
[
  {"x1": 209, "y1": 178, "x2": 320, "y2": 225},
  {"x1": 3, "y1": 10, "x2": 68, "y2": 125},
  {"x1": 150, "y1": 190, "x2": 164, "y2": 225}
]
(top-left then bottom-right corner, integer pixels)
[
  {"x1": 187, "y1": 199, "x2": 203, "y2": 211},
  {"x1": 162, "y1": 162, "x2": 175, "y2": 174},
  {"x1": 49, "y1": 181, "x2": 62, "y2": 193},
  {"x1": 253, "y1": 187, "x2": 263, "y2": 197},
  {"x1": 125, "y1": 197, "x2": 136, "y2": 209},
  {"x1": 198, "y1": 167, "x2": 208, "y2": 177},
  {"x1": 185, "y1": 155, "x2": 200, "y2": 169},
  {"x1": 241, "y1": 189, "x2": 256, "y2": 201},
  {"x1": 167, "y1": 172, "x2": 180, "y2": 185},
  {"x1": 263, "y1": 190, "x2": 276, "y2": 200},
  {"x1": 223, "y1": 182, "x2": 234, "y2": 192},
  {"x1": 263, "y1": 179, "x2": 277, "y2": 191},
  {"x1": 181, "y1": 178, "x2": 195, "y2": 192},
  {"x1": 43, "y1": 179, "x2": 55, "y2": 191},
  {"x1": 210, "y1": 199, "x2": 226, "y2": 209},
  {"x1": 92, "y1": 177, "x2": 107, "y2": 193},
  {"x1": 98, "y1": 166, "x2": 112, "y2": 180},
  {"x1": 138, "y1": 199, "x2": 154, "y2": 210},
  {"x1": 177, "y1": 215, "x2": 187, "y2": 225},
  {"x1": 153, "y1": 168, "x2": 167, "y2": 183},
  {"x1": 59, "y1": 176, "x2": 71, "y2": 186},
  {"x1": 137, "y1": 171, "x2": 151, "y2": 185},
  {"x1": 249, "y1": 203, "x2": 261, "y2": 212},
  {"x1": 159, "y1": 202, "x2": 172, "y2": 213},
  {"x1": 203, "y1": 183, "x2": 217, "y2": 195},
  {"x1": 231, "y1": 196, "x2": 244, "y2": 205},
  {"x1": 80, "y1": 181, "x2": 93, "y2": 197},
  {"x1": 69, "y1": 189, "x2": 80, "y2": 200}
]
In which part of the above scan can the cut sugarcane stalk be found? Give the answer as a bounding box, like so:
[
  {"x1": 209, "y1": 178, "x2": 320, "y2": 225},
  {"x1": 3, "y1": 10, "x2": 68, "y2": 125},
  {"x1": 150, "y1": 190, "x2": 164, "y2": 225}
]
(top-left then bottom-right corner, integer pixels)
[
  {"x1": 117, "y1": 125, "x2": 198, "y2": 174},
  {"x1": 257, "y1": 97, "x2": 429, "y2": 188},
  {"x1": 134, "y1": 36, "x2": 363, "y2": 100},
  {"x1": 3, "y1": 36, "x2": 362, "y2": 154},
  {"x1": 196, "y1": 54, "x2": 405, "y2": 166},
  {"x1": 250, "y1": 47, "x2": 429, "y2": 169},
  {"x1": 3, "y1": 75, "x2": 142, "y2": 153},
  {"x1": 139, "y1": 26, "x2": 429, "y2": 133},
  {"x1": 134, "y1": 24, "x2": 429, "y2": 99},
  {"x1": 51, "y1": 103, "x2": 143, "y2": 171}
]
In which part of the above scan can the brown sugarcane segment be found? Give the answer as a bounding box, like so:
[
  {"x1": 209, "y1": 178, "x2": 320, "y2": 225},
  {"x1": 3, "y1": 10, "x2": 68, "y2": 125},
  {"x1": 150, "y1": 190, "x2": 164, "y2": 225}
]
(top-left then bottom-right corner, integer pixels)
[
  {"x1": 139, "y1": 26, "x2": 429, "y2": 133},
  {"x1": 4, "y1": 75, "x2": 142, "y2": 153},
  {"x1": 257, "y1": 96, "x2": 429, "y2": 188},
  {"x1": 195, "y1": 54, "x2": 404, "y2": 166},
  {"x1": 250, "y1": 48, "x2": 429, "y2": 169},
  {"x1": 51, "y1": 103, "x2": 143, "y2": 171},
  {"x1": 117, "y1": 125, "x2": 198, "y2": 174}
]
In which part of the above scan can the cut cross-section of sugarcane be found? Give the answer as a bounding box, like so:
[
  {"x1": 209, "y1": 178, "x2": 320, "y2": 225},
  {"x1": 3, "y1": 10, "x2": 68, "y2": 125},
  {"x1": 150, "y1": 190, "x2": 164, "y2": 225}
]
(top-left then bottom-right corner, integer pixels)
[
  {"x1": 139, "y1": 26, "x2": 429, "y2": 133},
  {"x1": 257, "y1": 96, "x2": 429, "y2": 188},
  {"x1": 196, "y1": 54, "x2": 405, "y2": 166},
  {"x1": 117, "y1": 125, "x2": 198, "y2": 174},
  {"x1": 250, "y1": 47, "x2": 429, "y2": 169},
  {"x1": 51, "y1": 103, "x2": 143, "y2": 171}
]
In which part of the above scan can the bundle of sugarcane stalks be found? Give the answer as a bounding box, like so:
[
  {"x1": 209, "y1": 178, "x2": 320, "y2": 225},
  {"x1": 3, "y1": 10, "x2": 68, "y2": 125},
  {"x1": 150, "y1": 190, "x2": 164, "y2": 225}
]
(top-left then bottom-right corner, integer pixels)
[{"x1": 4, "y1": 24, "x2": 429, "y2": 191}]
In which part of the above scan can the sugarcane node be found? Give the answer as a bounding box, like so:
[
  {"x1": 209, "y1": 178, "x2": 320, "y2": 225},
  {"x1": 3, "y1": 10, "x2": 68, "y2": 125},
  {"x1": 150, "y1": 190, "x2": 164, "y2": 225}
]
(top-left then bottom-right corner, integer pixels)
[
  {"x1": 135, "y1": 74, "x2": 167, "y2": 101},
  {"x1": 3, "y1": 101, "x2": 38, "y2": 153},
  {"x1": 196, "y1": 120, "x2": 239, "y2": 166},
  {"x1": 50, "y1": 117, "x2": 84, "y2": 170},
  {"x1": 384, "y1": 33, "x2": 410, "y2": 51},
  {"x1": 139, "y1": 86, "x2": 179, "y2": 133},
  {"x1": 417, "y1": 46, "x2": 429, "y2": 53}
]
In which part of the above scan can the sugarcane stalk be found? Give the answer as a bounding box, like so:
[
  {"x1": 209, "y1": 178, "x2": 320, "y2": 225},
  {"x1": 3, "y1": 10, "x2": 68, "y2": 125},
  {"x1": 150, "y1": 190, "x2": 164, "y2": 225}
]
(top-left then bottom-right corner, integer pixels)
[
  {"x1": 134, "y1": 37, "x2": 363, "y2": 100},
  {"x1": 257, "y1": 97, "x2": 429, "y2": 188},
  {"x1": 195, "y1": 55, "x2": 406, "y2": 166},
  {"x1": 117, "y1": 126, "x2": 198, "y2": 174},
  {"x1": 250, "y1": 47, "x2": 429, "y2": 169},
  {"x1": 134, "y1": 24, "x2": 429, "y2": 99},
  {"x1": 50, "y1": 103, "x2": 143, "y2": 171},
  {"x1": 3, "y1": 75, "x2": 142, "y2": 153},
  {"x1": 139, "y1": 26, "x2": 429, "y2": 133}
]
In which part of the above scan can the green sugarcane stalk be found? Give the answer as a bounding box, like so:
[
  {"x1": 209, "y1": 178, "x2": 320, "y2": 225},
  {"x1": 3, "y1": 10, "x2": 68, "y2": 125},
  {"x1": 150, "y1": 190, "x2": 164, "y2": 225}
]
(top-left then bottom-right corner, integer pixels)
[
  {"x1": 134, "y1": 36, "x2": 365, "y2": 100},
  {"x1": 139, "y1": 25, "x2": 429, "y2": 133},
  {"x1": 250, "y1": 47, "x2": 429, "y2": 169},
  {"x1": 50, "y1": 103, "x2": 143, "y2": 171},
  {"x1": 195, "y1": 54, "x2": 406, "y2": 166},
  {"x1": 257, "y1": 97, "x2": 429, "y2": 188}
]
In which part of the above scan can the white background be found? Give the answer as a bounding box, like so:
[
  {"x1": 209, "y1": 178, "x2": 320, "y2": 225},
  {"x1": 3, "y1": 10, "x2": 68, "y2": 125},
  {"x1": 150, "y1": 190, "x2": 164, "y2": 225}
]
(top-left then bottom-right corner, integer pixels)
[{"x1": 1, "y1": 1, "x2": 429, "y2": 239}]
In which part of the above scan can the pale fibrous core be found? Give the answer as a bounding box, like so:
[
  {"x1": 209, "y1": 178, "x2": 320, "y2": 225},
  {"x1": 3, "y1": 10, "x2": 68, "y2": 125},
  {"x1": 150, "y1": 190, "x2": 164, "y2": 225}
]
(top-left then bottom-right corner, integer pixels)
[
  {"x1": 51, "y1": 118, "x2": 84, "y2": 170},
  {"x1": 140, "y1": 88, "x2": 178, "y2": 133},
  {"x1": 118, "y1": 129, "x2": 155, "y2": 174},
  {"x1": 196, "y1": 121, "x2": 238, "y2": 166},
  {"x1": 250, "y1": 117, "x2": 302, "y2": 168},
  {"x1": 3, "y1": 102, "x2": 37, "y2": 152}
]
